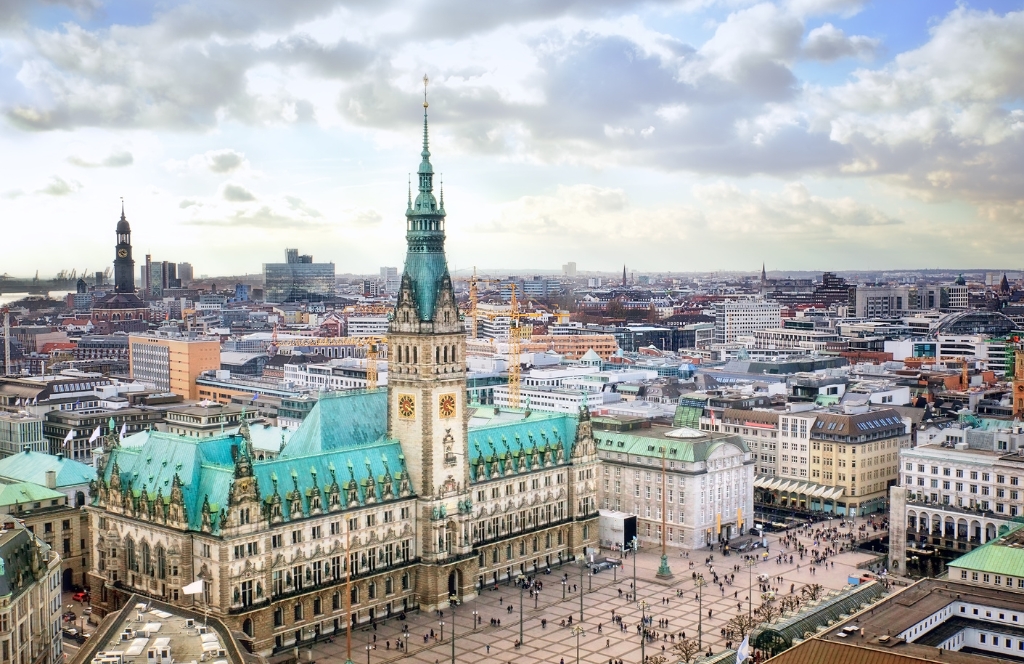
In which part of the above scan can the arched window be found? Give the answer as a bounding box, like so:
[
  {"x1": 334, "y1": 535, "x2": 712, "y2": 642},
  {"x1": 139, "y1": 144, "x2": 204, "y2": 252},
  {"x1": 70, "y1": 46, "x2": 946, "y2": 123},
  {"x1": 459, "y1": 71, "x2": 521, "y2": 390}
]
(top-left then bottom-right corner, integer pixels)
[
  {"x1": 75, "y1": 491, "x2": 85, "y2": 507},
  {"x1": 126, "y1": 538, "x2": 136, "y2": 571},
  {"x1": 443, "y1": 346, "x2": 448, "y2": 363},
  {"x1": 156, "y1": 545, "x2": 166, "y2": 579},
  {"x1": 413, "y1": 347, "x2": 417, "y2": 363},
  {"x1": 243, "y1": 618, "x2": 254, "y2": 637},
  {"x1": 141, "y1": 541, "x2": 151, "y2": 576},
  {"x1": 436, "y1": 347, "x2": 440, "y2": 364}
]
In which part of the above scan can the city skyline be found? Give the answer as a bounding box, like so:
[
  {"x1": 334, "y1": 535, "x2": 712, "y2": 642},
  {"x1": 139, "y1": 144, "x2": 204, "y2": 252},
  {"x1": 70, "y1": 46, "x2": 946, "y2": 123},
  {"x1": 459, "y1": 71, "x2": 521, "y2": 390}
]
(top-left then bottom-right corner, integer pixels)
[{"x1": 1, "y1": 0, "x2": 1022, "y2": 276}]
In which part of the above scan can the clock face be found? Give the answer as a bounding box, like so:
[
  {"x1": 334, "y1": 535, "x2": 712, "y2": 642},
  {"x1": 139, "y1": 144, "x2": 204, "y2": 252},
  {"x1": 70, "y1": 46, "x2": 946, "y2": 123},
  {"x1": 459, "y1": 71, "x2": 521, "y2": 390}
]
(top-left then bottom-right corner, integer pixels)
[
  {"x1": 398, "y1": 394, "x2": 415, "y2": 419},
  {"x1": 439, "y1": 393, "x2": 457, "y2": 419},
  {"x1": 117, "y1": 249, "x2": 128, "y2": 258}
]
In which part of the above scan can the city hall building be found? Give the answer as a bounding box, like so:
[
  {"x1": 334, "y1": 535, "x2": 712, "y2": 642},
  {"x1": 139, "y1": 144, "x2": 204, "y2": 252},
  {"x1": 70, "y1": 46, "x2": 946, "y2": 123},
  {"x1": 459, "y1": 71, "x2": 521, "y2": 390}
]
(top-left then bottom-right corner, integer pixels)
[{"x1": 84, "y1": 101, "x2": 599, "y2": 656}]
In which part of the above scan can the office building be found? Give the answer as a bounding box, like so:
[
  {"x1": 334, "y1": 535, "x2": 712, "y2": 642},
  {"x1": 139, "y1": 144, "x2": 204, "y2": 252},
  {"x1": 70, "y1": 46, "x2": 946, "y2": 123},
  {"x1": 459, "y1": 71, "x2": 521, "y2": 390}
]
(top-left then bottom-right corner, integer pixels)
[
  {"x1": 380, "y1": 266, "x2": 400, "y2": 292},
  {"x1": 0, "y1": 410, "x2": 46, "y2": 457},
  {"x1": 712, "y1": 300, "x2": 781, "y2": 344},
  {"x1": 177, "y1": 261, "x2": 194, "y2": 283},
  {"x1": 263, "y1": 249, "x2": 335, "y2": 303},
  {"x1": 889, "y1": 425, "x2": 1024, "y2": 575},
  {"x1": 744, "y1": 406, "x2": 910, "y2": 516},
  {"x1": 563, "y1": 262, "x2": 577, "y2": 277},
  {"x1": 44, "y1": 407, "x2": 163, "y2": 461},
  {"x1": 129, "y1": 334, "x2": 220, "y2": 399},
  {"x1": 594, "y1": 416, "x2": 754, "y2": 548}
]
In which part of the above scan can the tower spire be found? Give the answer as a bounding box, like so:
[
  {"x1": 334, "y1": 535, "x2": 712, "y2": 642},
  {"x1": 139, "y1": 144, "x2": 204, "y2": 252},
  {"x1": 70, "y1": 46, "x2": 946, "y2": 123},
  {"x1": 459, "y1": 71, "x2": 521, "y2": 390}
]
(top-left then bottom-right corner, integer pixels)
[
  {"x1": 422, "y1": 74, "x2": 430, "y2": 159},
  {"x1": 120, "y1": 196, "x2": 125, "y2": 220}
]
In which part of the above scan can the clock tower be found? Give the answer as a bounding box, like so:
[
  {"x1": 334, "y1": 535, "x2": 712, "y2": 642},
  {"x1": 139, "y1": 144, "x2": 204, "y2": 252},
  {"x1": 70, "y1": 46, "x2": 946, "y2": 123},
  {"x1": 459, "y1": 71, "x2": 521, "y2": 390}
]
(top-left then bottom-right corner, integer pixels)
[
  {"x1": 387, "y1": 79, "x2": 474, "y2": 609},
  {"x1": 113, "y1": 202, "x2": 135, "y2": 294}
]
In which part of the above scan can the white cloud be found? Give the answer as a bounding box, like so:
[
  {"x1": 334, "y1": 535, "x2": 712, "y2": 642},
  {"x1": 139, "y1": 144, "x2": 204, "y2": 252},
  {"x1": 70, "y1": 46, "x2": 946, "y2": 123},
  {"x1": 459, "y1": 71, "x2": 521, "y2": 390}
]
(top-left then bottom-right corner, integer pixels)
[
  {"x1": 67, "y1": 149, "x2": 134, "y2": 168},
  {"x1": 37, "y1": 176, "x2": 81, "y2": 196},
  {"x1": 803, "y1": 23, "x2": 879, "y2": 61},
  {"x1": 222, "y1": 183, "x2": 256, "y2": 202}
]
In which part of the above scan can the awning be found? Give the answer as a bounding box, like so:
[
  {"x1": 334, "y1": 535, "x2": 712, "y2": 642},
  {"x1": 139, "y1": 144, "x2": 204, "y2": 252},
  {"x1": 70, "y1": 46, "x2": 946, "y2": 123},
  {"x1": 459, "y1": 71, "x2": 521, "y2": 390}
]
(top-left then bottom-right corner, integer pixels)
[{"x1": 754, "y1": 476, "x2": 845, "y2": 501}]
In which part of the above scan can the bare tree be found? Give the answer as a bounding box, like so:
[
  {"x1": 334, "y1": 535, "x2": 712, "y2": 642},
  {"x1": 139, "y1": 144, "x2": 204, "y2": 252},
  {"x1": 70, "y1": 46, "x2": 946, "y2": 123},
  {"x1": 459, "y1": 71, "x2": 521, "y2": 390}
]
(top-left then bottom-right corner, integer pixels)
[
  {"x1": 801, "y1": 584, "x2": 824, "y2": 602},
  {"x1": 756, "y1": 601, "x2": 781, "y2": 624},
  {"x1": 672, "y1": 638, "x2": 702, "y2": 664},
  {"x1": 726, "y1": 614, "x2": 760, "y2": 639},
  {"x1": 646, "y1": 655, "x2": 667, "y2": 664},
  {"x1": 779, "y1": 595, "x2": 802, "y2": 614}
]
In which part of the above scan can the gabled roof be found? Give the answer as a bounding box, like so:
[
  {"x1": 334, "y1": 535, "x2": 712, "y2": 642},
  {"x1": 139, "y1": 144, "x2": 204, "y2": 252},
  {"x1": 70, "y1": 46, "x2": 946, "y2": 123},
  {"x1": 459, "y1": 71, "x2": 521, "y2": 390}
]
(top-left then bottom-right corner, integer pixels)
[{"x1": 0, "y1": 450, "x2": 96, "y2": 488}]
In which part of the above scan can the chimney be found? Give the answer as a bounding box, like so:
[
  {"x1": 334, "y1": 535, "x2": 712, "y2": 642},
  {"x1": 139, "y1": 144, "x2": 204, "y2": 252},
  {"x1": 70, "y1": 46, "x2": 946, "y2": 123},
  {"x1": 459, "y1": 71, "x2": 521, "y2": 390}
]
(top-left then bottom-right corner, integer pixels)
[{"x1": 45, "y1": 470, "x2": 57, "y2": 489}]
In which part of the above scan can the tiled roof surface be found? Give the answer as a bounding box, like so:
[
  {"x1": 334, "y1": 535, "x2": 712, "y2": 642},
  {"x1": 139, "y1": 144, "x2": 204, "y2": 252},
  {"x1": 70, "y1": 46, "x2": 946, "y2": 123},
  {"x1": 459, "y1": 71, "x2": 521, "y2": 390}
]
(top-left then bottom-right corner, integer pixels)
[
  {"x1": 467, "y1": 410, "x2": 578, "y2": 481},
  {"x1": 0, "y1": 450, "x2": 96, "y2": 487},
  {"x1": 0, "y1": 481, "x2": 65, "y2": 506}
]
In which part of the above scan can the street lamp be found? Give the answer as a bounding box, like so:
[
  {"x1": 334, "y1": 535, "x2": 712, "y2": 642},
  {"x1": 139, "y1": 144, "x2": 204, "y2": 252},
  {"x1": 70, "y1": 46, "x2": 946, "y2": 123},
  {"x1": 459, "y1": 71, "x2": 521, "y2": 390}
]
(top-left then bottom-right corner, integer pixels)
[
  {"x1": 745, "y1": 557, "x2": 758, "y2": 619},
  {"x1": 449, "y1": 595, "x2": 459, "y2": 664},
  {"x1": 576, "y1": 554, "x2": 586, "y2": 623},
  {"x1": 562, "y1": 579, "x2": 567, "y2": 600},
  {"x1": 535, "y1": 587, "x2": 539, "y2": 609},
  {"x1": 439, "y1": 619, "x2": 445, "y2": 641},
  {"x1": 637, "y1": 600, "x2": 649, "y2": 664},
  {"x1": 694, "y1": 573, "x2": 707, "y2": 650},
  {"x1": 631, "y1": 536, "x2": 638, "y2": 600},
  {"x1": 365, "y1": 643, "x2": 372, "y2": 664},
  {"x1": 516, "y1": 573, "x2": 526, "y2": 646},
  {"x1": 472, "y1": 610, "x2": 479, "y2": 630},
  {"x1": 402, "y1": 630, "x2": 410, "y2": 652},
  {"x1": 571, "y1": 625, "x2": 586, "y2": 664}
]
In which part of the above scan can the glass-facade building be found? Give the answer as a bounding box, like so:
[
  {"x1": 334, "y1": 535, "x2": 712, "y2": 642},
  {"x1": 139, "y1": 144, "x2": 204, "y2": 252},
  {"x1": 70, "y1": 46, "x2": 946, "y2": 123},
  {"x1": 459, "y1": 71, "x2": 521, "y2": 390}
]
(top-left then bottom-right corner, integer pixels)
[{"x1": 263, "y1": 261, "x2": 336, "y2": 302}]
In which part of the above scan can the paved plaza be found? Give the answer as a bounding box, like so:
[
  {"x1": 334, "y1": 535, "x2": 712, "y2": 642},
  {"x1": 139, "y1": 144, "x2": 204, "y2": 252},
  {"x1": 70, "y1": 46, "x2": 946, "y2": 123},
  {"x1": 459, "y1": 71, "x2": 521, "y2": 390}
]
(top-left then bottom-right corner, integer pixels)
[{"x1": 307, "y1": 521, "x2": 883, "y2": 664}]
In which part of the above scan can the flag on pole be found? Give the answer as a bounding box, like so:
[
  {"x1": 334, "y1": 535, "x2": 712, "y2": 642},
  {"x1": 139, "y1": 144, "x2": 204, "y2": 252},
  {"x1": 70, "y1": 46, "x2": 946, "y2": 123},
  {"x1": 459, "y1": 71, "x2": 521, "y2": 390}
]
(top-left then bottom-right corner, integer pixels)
[
  {"x1": 63, "y1": 430, "x2": 74, "y2": 447},
  {"x1": 89, "y1": 426, "x2": 101, "y2": 443},
  {"x1": 119, "y1": 423, "x2": 127, "y2": 440},
  {"x1": 709, "y1": 408, "x2": 717, "y2": 429},
  {"x1": 182, "y1": 579, "x2": 204, "y2": 595},
  {"x1": 251, "y1": 393, "x2": 259, "y2": 402},
  {"x1": 736, "y1": 635, "x2": 750, "y2": 663}
]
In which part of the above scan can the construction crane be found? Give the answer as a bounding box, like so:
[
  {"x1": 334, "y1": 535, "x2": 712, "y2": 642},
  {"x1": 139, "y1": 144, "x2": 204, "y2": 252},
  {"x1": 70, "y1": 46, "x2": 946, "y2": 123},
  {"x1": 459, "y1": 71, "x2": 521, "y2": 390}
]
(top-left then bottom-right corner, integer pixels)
[
  {"x1": 355, "y1": 336, "x2": 387, "y2": 390},
  {"x1": 467, "y1": 268, "x2": 506, "y2": 339}
]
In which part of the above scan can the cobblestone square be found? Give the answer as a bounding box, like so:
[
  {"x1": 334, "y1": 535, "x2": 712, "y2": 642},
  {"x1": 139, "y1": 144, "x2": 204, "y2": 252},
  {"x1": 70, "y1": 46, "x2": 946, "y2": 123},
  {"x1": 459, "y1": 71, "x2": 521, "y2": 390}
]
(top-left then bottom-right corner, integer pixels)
[{"x1": 308, "y1": 523, "x2": 882, "y2": 664}]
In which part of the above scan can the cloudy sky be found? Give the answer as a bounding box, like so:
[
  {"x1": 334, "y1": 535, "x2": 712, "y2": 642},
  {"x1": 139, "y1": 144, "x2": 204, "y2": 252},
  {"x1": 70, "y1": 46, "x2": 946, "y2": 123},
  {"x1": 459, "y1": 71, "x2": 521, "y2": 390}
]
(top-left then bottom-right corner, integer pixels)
[{"x1": 1, "y1": 0, "x2": 1022, "y2": 278}]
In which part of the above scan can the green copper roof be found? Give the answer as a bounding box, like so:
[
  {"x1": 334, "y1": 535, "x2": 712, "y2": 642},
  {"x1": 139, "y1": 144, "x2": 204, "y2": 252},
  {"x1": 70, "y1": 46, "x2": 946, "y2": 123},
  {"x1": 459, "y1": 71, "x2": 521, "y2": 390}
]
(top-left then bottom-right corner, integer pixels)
[
  {"x1": 0, "y1": 481, "x2": 65, "y2": 506},
  {"x1": 400, "y1": 101, "x2": 450, "y2": 322},
  {"x1": 282, "y1": 390, "x2": 388, "y2": 458},
  {"x1": 467, "y1": 410, "x2": 578, "y2": 482},
  {"x1": 100, "y1": 390, "x2": 413, "y2": 533},
  {"x1": 593, "y1": 428, "x2": 749, "y2": 464},
  {"x1": 0, "y1": 450, "x2": 96, "y2": 488},
  {"x1": 949, "y1": 525, "x2": 1024, "y2": 578}
]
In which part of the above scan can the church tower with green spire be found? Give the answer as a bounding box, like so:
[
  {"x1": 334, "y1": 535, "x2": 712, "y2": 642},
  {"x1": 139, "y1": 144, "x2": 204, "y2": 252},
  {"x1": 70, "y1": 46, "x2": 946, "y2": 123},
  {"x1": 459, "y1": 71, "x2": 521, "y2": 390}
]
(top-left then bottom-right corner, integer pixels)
[{"x1": 388, "y1": 77, "x2": 474, "y2": 610}]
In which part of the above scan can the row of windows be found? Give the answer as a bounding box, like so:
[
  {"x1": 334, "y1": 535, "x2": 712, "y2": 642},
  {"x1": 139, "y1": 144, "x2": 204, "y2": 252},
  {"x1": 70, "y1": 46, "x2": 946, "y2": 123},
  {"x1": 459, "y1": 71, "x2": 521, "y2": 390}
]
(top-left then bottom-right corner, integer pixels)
[{"x1": 905, "y1": 464, "x2": 1021, "y2": 486}]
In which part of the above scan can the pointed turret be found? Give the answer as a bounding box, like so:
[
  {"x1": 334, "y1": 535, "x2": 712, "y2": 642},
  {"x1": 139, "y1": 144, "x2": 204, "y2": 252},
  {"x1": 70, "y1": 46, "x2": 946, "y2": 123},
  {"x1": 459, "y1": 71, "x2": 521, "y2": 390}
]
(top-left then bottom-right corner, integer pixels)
[{"x1": 394, "y1": 74, "x2": 453, "y2": 325}]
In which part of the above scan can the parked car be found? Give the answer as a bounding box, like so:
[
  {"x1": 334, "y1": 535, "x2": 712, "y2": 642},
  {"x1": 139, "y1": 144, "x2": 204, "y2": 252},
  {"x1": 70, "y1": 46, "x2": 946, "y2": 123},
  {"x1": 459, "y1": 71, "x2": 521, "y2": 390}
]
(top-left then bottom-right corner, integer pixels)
[
  {"x1": 62, "y1": 611, "x2": 76, "y2": 622},
  {"x1": 72, "y1": 591, "x2": 88, "y2": 602}
]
